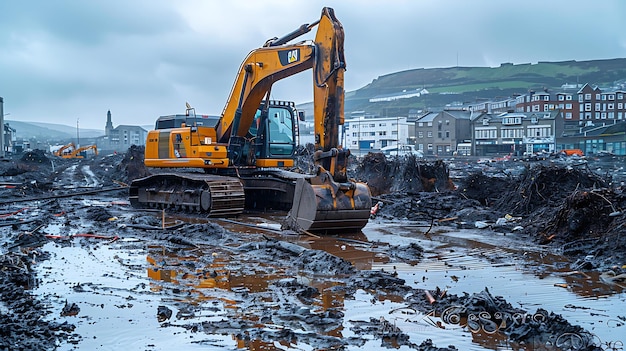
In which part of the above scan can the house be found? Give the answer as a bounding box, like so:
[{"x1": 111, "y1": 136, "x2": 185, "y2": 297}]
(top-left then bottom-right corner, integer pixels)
[
  {"x1": 97, "y1": 110, "x2": 147, "y2": 153},
  {"x1": 414, "y1": 109, "x2": 471, "y2": 156},
  {"x1": 343, "y1": 113, "x2": 413, "y2": 155},
  {"x1": 557, "y1": 121, "x2": 626, "y2": 155},
  {"x1": 471, "y1": 110, "x2": 559, "y2": 156}
]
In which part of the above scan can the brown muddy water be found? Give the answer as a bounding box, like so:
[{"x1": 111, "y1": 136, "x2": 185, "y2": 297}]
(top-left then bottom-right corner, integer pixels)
[{"x1": 34, "y1": 207, "x2": 625, "y2": 350}]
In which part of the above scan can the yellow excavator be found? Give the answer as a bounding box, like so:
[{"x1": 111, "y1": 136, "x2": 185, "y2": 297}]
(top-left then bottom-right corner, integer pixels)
[
  {"x1": 54, "y1": 144, "x2": 98, "y2": 159},
  {"x1": 70, "y1": 144, "x2": 98, "y2": 159},
  {"x1": 129, "y1": 7, "x2": 371, "y2": 233},
  {"x1": 53, "y1": 143, "x2": 76, "y2": 157}
]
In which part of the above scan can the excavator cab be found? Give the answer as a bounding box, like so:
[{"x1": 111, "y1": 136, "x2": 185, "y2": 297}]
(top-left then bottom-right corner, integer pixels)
[{"x1": 229, "y1": 100, "x2": 298, "y2": 168}]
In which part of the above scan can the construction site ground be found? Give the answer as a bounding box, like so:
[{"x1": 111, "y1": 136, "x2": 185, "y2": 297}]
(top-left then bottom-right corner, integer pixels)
[{"x1": 1, "y1": 147, "x2": 625, "y2": 351}]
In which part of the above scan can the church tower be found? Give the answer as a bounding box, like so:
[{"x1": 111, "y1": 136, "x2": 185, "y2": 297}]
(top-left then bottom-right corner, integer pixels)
[{"x1": 105, "y1": 110, "x2": 113, "y2": 136}]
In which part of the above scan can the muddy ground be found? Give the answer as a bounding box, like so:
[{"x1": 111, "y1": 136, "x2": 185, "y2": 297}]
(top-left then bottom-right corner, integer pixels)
[{"x1": 0, "y1": 147, "x2": 624, "y2": 350}]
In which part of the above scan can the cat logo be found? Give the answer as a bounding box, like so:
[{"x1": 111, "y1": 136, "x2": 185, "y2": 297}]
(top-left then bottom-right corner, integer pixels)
[
  {"x1": 278, "y1": 49, "x2": 300, "y2": 66},
  {"x1": 287, "y1": 49, "x2": 298, "y2": 63}
]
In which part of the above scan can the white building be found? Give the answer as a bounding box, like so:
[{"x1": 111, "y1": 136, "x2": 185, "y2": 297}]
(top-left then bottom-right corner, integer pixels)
[{"x1": 343, "y1": 115, "x2": 412, "y2": 155}]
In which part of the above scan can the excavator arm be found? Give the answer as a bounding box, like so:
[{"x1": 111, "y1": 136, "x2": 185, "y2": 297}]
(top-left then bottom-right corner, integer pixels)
[
  {"x1": 215, "y1": 7, "x2": 354, "y2": 188},
  {"x1": 217, "y1": 8, "x2": 346, "y2": 152}
]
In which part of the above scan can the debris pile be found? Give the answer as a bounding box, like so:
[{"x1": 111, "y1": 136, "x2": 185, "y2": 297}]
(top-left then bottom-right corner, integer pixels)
[
  {"x1": 408, "y1": 288, "x2": 601, "y2": 350},
  {"x1": 354, "y1": 153, "x2": 454, "y2": 196},
  {"x1": 113, "y1": 145, "x2": 150, "y2": 183},
  {"x1": 492, "y1": 164, "x2": 608, "y2": 215},
  {"x1": 20, "y1": 149, "x2": 49, "y2": 163},
  {"x1": 0, "y1": 252, "x2": 78, "y2": 349}
]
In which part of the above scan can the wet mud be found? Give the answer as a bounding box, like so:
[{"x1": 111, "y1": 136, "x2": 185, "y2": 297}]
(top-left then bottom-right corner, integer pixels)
[{"x1": 0, "y1": 148, "x2": 624, "y2": 350}]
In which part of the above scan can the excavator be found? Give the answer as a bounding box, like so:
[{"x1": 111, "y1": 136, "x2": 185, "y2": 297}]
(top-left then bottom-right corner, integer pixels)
[
  {"x1": 54, "y1": 143, "x2": 98, "y2": 159},
  {"x1": 53, "y1": 143, "x2": 75, "y2": 157},
  {"x1": 71, "y1": 144, "x2": 98, "y2": 159},
  {"x1": 129, "y1": 7, "x2": 371, "y2": 233}
]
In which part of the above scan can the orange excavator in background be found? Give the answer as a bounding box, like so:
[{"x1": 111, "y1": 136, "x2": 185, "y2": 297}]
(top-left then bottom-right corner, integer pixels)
[
  {"x1": 70, "y1": 144, "x2": 98, "y2": 159},
  {"x1": 54, "y1": 143, "x2": 98, "y2": 159},
  {"x1": 129, "y1": 7, "x2": 371, "y2": 233},
  {"x1": 53, "y1": 143, "x2": 75, "y2": 157}
]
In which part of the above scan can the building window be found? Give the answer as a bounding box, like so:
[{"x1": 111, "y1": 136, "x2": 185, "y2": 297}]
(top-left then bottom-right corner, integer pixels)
[
  {"x1": 427, "y1": 122, "x2": 432, "y2": 127},
  {"x1": 565, "y1": 112, "x2": 572, "y2": 119},
  {"x1": 437, "y1": 132, "x2": 442, "y2": 138},
  {"x1": 445, "y1": 120, "x2": 450, "y2": 125},
  {"x1": 482, "y1": 119, "x2": 489, "y2": 126},
  {"x1": 566, "y1": 103, "x2": 572, "y2": 109},
  {"x1": 475, "y1": 129, "x2": 497, "y2": 139},
  {"x1": 558, "y1": 95, "x2": 564, "y2": 101},
  {"x1": 418, "y1": 122, "x2": 423, "y2": 127},
  {"x1": 608, "y1": 103, "x2": 614, "y2": 110},
  {"x1": 427, "y1": 131, "x2": 432, "y2": 137},
  {"x1": 585, "y1": 103, "x2": 592, "y2": 111},
  {"x1": 566, "y1": 95, "x2": 572, "y2": 101},
  {"x1": 379, "y1": 123, "x2": 386, "y2": 127},
  {"x1": 595, "y1": 103, "x2": 601, "y2": 110},
  {"x1": 379, "y1": 131, "x2": 386, "y2": 136},
  {"x1": 427, "y1": 144, "x2": 433, "y2": 151},
  {"x1": 445, "y1": 131, "x2": 450, "y2": 138},
  {"x1": 585, "y1": 93, "x2": 592, "y2": 100},
  {"x1": 618, "y1": 93, "x2": 624, "y2": 100},
  {"x1": 596, "y1": 94, "x2": 601, "y2": 100},
  {"x1": 609, "y1": 94, "x2": 615, "y2": 100},
  {"x1": 418, "y1": 131, "x2": 424, "y2": 138}
]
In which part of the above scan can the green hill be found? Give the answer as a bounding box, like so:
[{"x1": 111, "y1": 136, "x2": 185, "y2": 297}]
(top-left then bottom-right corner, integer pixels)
[{"x1": 343, "y1": 58, "x2": 626, "y2": 116}]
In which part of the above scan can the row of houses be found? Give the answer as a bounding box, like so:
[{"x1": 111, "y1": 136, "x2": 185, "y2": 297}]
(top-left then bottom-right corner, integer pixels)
[{"x1": 344, "y1": 83, "x2": 626, "y2": 157}]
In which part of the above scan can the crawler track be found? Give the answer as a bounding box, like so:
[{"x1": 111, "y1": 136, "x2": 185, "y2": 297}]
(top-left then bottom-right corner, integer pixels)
[{"x1": 129, "y1": 173, "x2": 245, "y2": 216}]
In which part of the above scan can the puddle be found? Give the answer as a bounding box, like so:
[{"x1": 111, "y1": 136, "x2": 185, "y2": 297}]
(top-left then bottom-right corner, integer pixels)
[{"x1": 31, "y1": 211, "x2": 626, "y2": 350}]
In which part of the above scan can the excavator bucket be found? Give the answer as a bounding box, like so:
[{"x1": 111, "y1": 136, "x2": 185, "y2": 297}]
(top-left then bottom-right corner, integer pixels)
[{"x1": 287, "y1": 175, "x2": 372, "y2": 233}]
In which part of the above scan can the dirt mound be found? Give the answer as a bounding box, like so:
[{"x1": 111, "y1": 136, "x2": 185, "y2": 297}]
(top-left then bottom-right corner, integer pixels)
[
  {"x1": 527, "y1": 188, "x2": 626, "y2": 265},
  {"x1": 408, "y1": 288, "x2": 599, "y2": 349},
  {"x1": 354, "y1": 153, "x2": 454, "y2": 196},
  {"x1": 20, "y1": 149, "x2": 49, "y2": 163},
  {"x1": 0, "y1": 252, "x2": 77, "y2": 349},
  {"x1": 492, "y1": 164, "x2": 608, "y2": 216},
  {"x1": 459, "y1": 172, "x2": 515, "y2": 207},
  {"x1": 114, "y1": 145, "x2": 150, "y2": 183}
]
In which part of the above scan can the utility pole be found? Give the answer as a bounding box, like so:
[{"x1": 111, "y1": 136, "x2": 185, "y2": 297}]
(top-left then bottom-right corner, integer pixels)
[
  {"x1": 76, "y1": 118, "x2": 80, "y2": 148},
  {"x1": 0, "y1": 97, "x2": 5, "y2": 158}
]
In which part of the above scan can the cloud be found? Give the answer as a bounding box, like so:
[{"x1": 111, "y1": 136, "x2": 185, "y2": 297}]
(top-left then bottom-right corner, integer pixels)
[{"x1": 1, "y1": 0, "x2": 625, "y2": 130}]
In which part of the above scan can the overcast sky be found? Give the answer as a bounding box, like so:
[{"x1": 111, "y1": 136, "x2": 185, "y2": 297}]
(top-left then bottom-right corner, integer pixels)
[{"x1": 1, "y1": 0, "x2": 625, "y2": 130}]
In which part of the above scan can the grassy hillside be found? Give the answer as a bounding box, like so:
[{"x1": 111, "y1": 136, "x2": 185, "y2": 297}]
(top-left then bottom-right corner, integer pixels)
[
  {"x1": 345, "y1": 58, "x2": 626, "y2": 116},
  {"x1": 7, "y1": 120, "x2": 103, "y2": 140}
]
